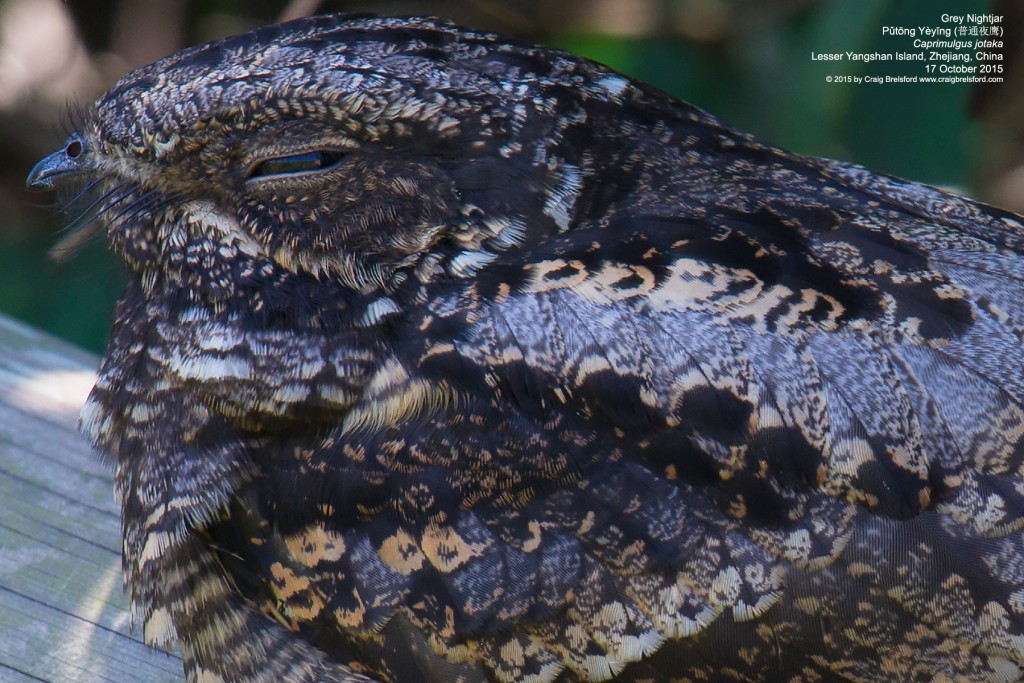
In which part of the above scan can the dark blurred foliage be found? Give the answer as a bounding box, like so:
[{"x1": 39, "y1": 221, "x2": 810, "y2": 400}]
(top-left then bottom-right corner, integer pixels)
[{"x1": 0, "y1": 0, "x2": 1017, "y2": 353}]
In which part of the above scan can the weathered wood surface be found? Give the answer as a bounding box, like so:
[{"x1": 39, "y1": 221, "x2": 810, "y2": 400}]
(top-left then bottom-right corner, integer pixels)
[{"x1": 0, "y1": 313, "x2": 184, "y2": 682}]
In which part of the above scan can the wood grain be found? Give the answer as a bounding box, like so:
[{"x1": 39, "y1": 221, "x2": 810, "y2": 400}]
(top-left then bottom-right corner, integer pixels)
[{"x1": 0, "y1": 313, "x2": 183, "y2": 682}]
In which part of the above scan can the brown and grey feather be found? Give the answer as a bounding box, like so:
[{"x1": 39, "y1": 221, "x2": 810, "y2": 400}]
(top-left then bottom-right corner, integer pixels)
[{"x1": 27, "y1": 13, "x2": 1024, "y2": 683}]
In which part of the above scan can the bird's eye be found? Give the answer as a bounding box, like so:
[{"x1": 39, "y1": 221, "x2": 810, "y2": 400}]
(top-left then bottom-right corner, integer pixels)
[{"x1": 247, "y1": 151, "x2": 345, "y2": 179}]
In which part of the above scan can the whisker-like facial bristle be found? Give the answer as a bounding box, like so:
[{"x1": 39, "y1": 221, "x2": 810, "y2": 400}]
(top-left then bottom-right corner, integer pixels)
[
  {"x1": 60, "y1": 100, "x2": 92, "y2": 139},
  {"x1": 58, "y1": 177, "x2": 110, "y2": 214},
  {"x1": 62, "y1": 181, "x2": 129, "y2": 227},
  {"x1": 49, "y1": 221, "x2": 107, "y2": 262},
  {"x1": 51, "y1": 180, "x2": 142, "y2": 262},
  {"x1": 104, "y1": 189, "x2": 163, "y2": 227}
]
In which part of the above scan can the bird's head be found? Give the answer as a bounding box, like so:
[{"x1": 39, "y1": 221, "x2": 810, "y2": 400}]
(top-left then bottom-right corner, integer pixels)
[{"x1": 27, "y1": 14, "x2": 663, "y2": 301}]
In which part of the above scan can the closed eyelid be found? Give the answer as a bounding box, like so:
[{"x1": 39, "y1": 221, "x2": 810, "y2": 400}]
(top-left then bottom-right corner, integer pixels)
[{"x1": 246, "y1": 150, "x2": 346, "y2": 180}]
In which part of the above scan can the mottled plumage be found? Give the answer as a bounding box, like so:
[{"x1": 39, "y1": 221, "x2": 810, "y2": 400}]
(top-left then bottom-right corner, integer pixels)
[{"x1": 26, "y1": 13, "x2": 1024, "y2": 683}]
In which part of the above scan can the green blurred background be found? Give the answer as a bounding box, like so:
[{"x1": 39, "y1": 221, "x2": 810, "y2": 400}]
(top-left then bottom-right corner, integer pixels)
[{"x1": 1, "y1": 0, "x2": 1021, "y2": 354}]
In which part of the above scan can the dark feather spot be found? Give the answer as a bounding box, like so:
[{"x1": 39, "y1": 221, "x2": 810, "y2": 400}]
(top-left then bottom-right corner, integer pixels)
[
  {"x1": 577, "y1": 370, "x2": 664, "y2": 431},
  {"x1": 852, "y1": 440, "x2": 930, "y2": 519},
  {"x1": 748, "y1": 426, "x2": 822, "y2": 489},
  {"x1": 474, "y1": 262, "x2": 530, "y2": 301},
  {"x1": 543, "y1": 262, "x2": 581, "y2": 281},
  {"x1": 889, "y1": 280, "x2": 974, "y2": 339},
  {"x1": 676, "y1": 385, "x2": 753, "y2": 447}
]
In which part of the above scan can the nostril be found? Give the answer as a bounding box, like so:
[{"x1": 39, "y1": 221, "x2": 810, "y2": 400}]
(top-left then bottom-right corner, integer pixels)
[{"x1": 66, "y1": 139, "x2": 83, "y2": 158}]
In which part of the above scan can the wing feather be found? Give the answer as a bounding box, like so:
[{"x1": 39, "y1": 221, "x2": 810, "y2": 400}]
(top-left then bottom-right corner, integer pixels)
[{"x1": 198, "y1": 116, "x2": 1024, "y2": 683}]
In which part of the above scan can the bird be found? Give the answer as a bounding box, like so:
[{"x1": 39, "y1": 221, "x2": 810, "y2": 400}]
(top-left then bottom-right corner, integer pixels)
[{"x1": 25, "y1": 12, "x2": 1024, "y2": 683}]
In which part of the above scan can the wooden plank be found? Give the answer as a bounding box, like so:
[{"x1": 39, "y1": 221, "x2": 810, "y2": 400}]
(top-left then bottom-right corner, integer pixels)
[{"x1": 0, "y1": 314, "x2": 185, "y2": 682}]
